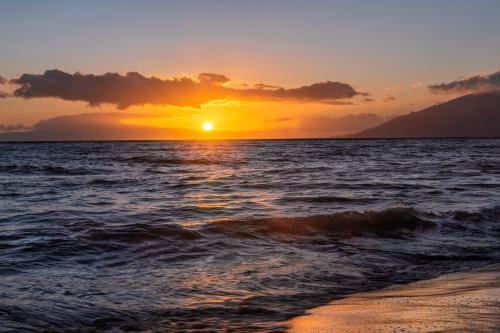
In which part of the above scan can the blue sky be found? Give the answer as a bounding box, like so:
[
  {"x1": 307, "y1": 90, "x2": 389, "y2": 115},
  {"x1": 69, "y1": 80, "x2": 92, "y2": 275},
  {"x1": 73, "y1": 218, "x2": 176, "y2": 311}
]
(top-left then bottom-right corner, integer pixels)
[{"x1": 2, "y1": 0, "x2": 499, "y2": 84}]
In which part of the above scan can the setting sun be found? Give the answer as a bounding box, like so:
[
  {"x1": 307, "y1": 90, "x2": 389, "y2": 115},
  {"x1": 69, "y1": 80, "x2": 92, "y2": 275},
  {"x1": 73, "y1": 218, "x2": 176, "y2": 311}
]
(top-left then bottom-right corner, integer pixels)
[{"x1": 202, "y1": 122, "x2": 214, "y2": 131}]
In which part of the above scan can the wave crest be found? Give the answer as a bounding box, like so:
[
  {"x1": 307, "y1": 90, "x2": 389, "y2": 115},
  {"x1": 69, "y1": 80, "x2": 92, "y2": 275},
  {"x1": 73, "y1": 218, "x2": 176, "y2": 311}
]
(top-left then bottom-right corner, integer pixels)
[{"x1": 203, "y1": 207, "x2": 435, "y2": 239}]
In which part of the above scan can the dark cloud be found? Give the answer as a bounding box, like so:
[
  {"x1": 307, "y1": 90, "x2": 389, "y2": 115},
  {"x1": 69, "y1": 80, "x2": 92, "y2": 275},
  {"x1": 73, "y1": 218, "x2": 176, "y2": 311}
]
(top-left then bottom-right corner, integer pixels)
[
  {"x1": 382, "y1": 94, "x2": 396, "y2": 102},
  {"x1": 429, "y1": 70, "x2": 500, "y2": 94},
  {"x1": 0, "y1": 76, "x2": 7, "y2": 98},
  {"x1": 0, "y1": 123, "x2": 29, "y2": 132},
  {"x1": 270, "y1": 81, "x2": 366, "y2": 103},
  {"x1": 254, "y1": 83, "x2": 281, "y2": 90},
  {"x1": 11, "y1": 69, "x2": 365, "y2": 109},
  {"x1": 197, "y1": 73, "x2": 230, "y2": 84}
]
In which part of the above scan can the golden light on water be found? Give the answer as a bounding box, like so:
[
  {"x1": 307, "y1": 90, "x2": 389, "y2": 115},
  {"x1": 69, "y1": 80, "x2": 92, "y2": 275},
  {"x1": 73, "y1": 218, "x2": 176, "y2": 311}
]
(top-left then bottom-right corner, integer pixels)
[{"x1": 202, "y1": 122, "x2": 214, "y2": 131}]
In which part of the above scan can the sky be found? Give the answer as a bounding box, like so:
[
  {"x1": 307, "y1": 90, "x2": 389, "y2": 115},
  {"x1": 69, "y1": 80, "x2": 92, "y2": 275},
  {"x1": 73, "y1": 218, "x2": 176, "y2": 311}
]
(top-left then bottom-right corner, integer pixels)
[{"x1": 1, "y1": 0, "x2": 500, "y2": 139}]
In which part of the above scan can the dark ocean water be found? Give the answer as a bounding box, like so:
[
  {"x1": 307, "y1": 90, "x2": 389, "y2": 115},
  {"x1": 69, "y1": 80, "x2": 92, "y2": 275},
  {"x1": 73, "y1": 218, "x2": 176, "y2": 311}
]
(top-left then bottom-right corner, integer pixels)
[{"x1": 0, "y1": 139, "x2": 499, "y2": 332}]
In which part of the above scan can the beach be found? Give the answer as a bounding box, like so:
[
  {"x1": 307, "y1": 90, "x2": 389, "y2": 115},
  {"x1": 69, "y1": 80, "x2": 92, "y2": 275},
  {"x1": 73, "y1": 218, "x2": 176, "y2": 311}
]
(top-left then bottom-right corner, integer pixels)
[{"x1": 286, "y1": 264, "x2": 500, "y2": 332}]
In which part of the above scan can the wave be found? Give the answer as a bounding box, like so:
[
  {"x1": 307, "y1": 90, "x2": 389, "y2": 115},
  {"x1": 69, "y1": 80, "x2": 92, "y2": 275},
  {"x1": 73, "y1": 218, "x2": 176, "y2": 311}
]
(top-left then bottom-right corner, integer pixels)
[
  {"x1": 0, "y1": 164, "x2": 96, "y2": 175},
  {"x1": 121, "y1": 155, "x2": 246, "y2": 166},
  {"x1": 89, "y1": 178, "x2": 121, "y2": 185},
  {"x1": 88, "y1": 178, "x2": 139, "y2": 186},
  {"x1": 203, "y1": 207, "x2": 435, "y2": 239},
  {"x1": 453, "y1": 205, "x2": 500, "y2": 222},
  {"x1": 83, "y1": 223, "x2": 202, "y2": 243},
  {"x1": 10, "y1": 208, "x2": 435, "y2": 258},
  {"x1": 277, "y1": 195, "x2": 372, "y2": 204},
  {"x1": 12, "y1": 207, "x2": 498, "y2": 256}
]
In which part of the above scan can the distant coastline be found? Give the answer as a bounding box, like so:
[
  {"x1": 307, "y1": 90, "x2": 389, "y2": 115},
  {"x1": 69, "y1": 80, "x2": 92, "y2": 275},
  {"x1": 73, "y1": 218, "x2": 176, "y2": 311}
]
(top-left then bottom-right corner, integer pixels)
[{"x1": 1, "y1": 136, "x2": 500, "y2": 143}]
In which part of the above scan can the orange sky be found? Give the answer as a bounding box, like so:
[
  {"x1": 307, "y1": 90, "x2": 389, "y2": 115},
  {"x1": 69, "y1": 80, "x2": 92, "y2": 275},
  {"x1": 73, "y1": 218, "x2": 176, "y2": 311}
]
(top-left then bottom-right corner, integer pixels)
[
  {"x1": 1, "y1": 1, "x2": 499, "y2": 139},
  {"x1": 0, "y1": 73, "x2": 455, "y2": 139}
]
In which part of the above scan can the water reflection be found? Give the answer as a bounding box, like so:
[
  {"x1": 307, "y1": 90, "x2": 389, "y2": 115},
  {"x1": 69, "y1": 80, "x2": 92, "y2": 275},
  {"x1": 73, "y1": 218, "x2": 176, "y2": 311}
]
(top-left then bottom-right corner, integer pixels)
[{"x1": 0, "y1": 139, "x2": 499, "y2": 331}]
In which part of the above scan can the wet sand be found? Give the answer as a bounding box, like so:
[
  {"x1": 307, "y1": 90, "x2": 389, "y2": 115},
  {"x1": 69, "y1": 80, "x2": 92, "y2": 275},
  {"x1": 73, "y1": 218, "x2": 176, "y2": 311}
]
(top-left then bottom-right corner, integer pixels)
[{"x1": 286, "y1": 264, "x2": 500, "y2": 332}]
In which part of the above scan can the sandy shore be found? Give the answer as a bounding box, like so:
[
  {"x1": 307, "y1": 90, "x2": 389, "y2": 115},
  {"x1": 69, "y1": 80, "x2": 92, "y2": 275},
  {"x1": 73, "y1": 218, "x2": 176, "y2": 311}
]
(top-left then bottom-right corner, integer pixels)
[{"x1": 286, "y1": 264, "x2": 500, "y2": 332}]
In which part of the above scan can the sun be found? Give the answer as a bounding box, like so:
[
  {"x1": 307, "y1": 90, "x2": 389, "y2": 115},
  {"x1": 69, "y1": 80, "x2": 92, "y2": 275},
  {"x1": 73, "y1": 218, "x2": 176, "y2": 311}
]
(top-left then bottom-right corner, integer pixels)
[{"x1": 202, "y1": 121, "x2": 214, "y2": 131}]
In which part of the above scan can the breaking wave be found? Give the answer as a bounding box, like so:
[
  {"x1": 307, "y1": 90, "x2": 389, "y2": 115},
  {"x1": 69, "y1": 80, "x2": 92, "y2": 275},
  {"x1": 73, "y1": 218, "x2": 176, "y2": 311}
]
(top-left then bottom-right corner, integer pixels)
[{"x1": 204, "y1": 207, "x2": 435, "y2": 239}]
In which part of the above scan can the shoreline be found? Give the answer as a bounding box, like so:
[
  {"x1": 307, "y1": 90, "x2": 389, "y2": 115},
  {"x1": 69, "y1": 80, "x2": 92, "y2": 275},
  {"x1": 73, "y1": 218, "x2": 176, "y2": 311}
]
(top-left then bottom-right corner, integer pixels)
[{"x1": 285, "y1": 264, "x2": 500, "y2": 332}]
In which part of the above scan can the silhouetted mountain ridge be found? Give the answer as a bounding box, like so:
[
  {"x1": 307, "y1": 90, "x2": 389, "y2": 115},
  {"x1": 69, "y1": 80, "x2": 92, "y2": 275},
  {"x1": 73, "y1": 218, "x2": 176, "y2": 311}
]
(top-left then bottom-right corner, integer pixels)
[{"x1": 352, "y1": 92, "x2": 500, "y2": 138}]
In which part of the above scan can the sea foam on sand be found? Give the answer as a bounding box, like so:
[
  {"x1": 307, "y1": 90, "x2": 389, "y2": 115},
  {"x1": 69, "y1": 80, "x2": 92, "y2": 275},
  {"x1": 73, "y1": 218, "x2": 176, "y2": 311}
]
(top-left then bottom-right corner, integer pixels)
[{"x1": 286, "y1": 264, "x2": 500, "y2": 332}]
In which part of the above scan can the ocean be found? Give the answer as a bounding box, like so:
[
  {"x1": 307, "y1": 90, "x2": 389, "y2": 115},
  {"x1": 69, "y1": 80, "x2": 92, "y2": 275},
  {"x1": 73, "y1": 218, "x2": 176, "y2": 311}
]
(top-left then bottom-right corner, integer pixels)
[{"x1": 0, "y1": 139, "x2": 499, "y2": 332}]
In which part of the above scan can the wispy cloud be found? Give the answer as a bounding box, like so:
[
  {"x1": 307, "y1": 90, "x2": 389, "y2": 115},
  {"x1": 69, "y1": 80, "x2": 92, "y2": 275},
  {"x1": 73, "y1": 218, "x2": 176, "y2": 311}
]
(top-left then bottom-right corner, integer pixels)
[
  {"x1": 382, "y1": 93, "x2": 396, "y2": 102},
  {"x1": 0, "y1": 123, "x2": 30, "y2": 132},
  {"x1": 10, "y1": 69, "x2": 367, "y2": 109},
  {"x1": 429, "y1": 70, "x2": 500, "y2": 94}
]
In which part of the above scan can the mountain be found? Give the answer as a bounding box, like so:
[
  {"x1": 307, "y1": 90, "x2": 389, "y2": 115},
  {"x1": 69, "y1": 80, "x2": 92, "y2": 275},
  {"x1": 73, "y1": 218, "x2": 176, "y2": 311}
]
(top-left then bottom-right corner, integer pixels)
[{"x1": 351, "y1": 92, "x2": 500, "y2": 138}]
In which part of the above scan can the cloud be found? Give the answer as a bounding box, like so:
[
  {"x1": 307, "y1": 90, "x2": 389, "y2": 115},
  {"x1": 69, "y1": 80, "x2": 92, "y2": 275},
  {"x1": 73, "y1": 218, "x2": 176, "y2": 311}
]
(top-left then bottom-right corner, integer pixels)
[
  {"x1": 429, "y1": 70, "x2": 500, "y2": 94},
  {"x1": 254, "y1": 83, "x2": 281, "y2": 90},
  {"x1": 0, "y1": 123, "x2": 29, "y2": 132},
  {"x1": 382, "y1": 93, "x2": 396, "y2": 102},
  {"x1": 10, "y1": 69, "x2": 366, "y2": 109},
  {"x1": 197, "y1": 73, "x2": 230, "y2": 84},
  {"x1": 0, "y1": 76, "x2": 7, "y2": 98}
]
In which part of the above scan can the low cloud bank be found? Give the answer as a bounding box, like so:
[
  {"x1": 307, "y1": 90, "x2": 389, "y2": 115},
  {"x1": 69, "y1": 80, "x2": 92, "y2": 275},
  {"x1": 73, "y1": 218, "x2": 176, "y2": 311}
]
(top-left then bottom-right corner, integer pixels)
[{"x1": 0, "y1": 111, "x2": 390, "y2": 141}]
